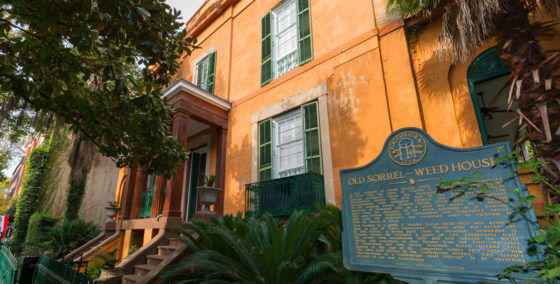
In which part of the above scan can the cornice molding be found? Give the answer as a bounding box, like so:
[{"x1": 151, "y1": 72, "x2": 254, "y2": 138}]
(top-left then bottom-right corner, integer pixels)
[{"x1": 163, "y1": 79, "x2": 232, "y2": 111}]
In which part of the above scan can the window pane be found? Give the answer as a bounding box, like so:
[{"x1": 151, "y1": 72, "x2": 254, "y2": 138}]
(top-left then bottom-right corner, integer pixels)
[
  {"x1": 146, "y1": 174, "x2": 155, "y2": 190},
  {"x1": 273, "y1": 109, "x2": 303, "y2": 178},
  {"x1": 273, "y1": 0, "x2": 298, "y2": 77}
]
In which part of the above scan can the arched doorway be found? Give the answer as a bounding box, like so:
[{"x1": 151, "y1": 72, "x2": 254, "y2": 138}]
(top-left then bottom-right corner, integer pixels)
[{"x1": 467, "y1": 48, "x2": 516, "y2": 146}]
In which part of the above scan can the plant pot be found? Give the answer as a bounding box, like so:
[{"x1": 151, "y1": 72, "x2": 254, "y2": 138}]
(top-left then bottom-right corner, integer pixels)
[
  {"x1": 97, "y1": 268, "x2": 123, "y2": 284},
  {"x1": 196, "y1": 186, "x2": 222, "y2": 213},
  {"x1": 104, "y1": 206, "x2": 119, "y2": 219}
]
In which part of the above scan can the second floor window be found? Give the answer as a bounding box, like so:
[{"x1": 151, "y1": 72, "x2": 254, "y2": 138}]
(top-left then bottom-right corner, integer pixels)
[
  {"x1": 195, "y1": 52, "x2": 216, "y2": 94},
  {"x1": 258, "y1": 101, "x2": 322, "y2": 181},
  {"x1": 261, "y1": 0, "x2": 313, "y2": 86}
]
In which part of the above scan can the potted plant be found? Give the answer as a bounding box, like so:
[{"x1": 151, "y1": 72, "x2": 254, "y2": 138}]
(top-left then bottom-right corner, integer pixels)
[
  {"x1": 92, "y1": 248, "x2": 122, "y2": 283},
  {"x1": 196, "y1": 174, "x2": 222, "y2": 215},
  {"x1": 105, "y1": 201, "x2": 119, "y2": 220}
]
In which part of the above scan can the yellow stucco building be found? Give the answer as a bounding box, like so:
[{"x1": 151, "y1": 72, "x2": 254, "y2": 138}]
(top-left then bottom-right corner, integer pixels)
[{"x1": 65, "y1": 0, "x2": 558, "y2": 282}]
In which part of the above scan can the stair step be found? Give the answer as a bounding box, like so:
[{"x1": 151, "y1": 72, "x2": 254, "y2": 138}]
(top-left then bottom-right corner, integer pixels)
[
  {"x1": 122, "y1": 274, "x2": 141, "y2": 284},
  {"x1": 167, "y1": 237, "x2": 182, "y2": 246},
  {"x1": 134, "y1": 264, "x2": 156, "y2": 276},
  {"x1": 146, "y1": 254, "x2": 166, "y2": 266},
  {"x1": 158, "y1": 245, "x2": 179, "y2": 256}
]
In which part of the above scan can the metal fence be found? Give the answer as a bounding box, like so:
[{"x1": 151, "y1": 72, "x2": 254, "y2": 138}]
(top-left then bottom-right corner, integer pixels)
[
  {"x1": 0, "y1": 243, "x2": 17, "y2": 284},
  {"x1": 245, "y1": 172, "x2": 325, "y2": 216},
  {"x1": 32, "y1": 255, "x2": 93, "y2": 284}
]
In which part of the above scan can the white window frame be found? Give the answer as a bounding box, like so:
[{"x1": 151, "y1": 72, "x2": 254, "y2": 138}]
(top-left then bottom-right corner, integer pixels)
[
  {"x1": 271, "y1": 109, "x2": 305, "y2": 178},
  {"x1": 271, "y1": 0, "x2": 298, "y2": 79}
]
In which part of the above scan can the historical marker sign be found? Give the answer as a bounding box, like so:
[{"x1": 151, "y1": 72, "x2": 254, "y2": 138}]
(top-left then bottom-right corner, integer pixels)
[{"x1": 340, "y1": 128, "x2": 538, "y2": 283}]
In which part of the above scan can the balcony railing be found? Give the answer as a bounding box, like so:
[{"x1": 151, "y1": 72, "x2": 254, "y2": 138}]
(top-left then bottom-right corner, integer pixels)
[
  {"x1": 245, "y1": 172, "x2": 325, "y2": 216},
  {"x1": 277, "y1": 50, "x2": 298, "y2": 77}
]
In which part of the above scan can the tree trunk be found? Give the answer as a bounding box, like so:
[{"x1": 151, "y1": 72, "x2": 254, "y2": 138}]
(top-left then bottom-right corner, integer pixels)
[{"x1": 495, "y1": 1, "x2": 560, "y2": 201}]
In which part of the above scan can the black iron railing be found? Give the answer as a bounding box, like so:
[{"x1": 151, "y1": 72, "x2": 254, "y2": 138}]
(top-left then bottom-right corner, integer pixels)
[{"x1": 245, "y1": 172, "x2": 325, "y2": 216}]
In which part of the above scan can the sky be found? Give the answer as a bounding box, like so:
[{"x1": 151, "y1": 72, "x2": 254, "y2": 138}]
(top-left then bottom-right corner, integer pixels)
[
  {"x1": 167, "y1": 0, "x2": 206, "y2": 25},
  {"x1": 2, "y1": 1, "x2": 206, "y2": 178}
]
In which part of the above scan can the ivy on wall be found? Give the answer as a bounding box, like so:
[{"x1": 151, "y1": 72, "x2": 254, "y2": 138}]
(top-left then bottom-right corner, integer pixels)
[
  {"x1": 9, "y1": 146, "x2": 49, "y2": 252},
  {"x1": 64, "y1": 180, "x2": 86, "y2": 221},
  {"x1": 63, "y1": 135, "x2": 96, "y2": 221},
  {"x1": 39, "y1": 125, "x2": 71, "y2": 214}
]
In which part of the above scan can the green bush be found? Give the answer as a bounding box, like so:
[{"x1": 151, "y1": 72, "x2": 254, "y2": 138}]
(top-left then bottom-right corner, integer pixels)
[
  {"x1": 34, "y1": 219, "x2": 100, "y2": 259},
  {"x1": 127, "y1": 244, "x2": 139, "y2": 258},
  {"x1": 9, "y1": 147, "x2": 49, "y2": 252},
  {"x1": 25, "y1": 212, "x2": 59, "y2": 249},
  {"x1": 162, "y1": 206, "x2": 396, "y2": 283},
  {"x1": 64, "y1": 180, "x2": 86, "y2": 221},
  {"x1": 87, "y1": 265, "x2": 102, "y2": 280},
  {"x1": 87, "y1": 248, "x2": 120, "y2": 280}
]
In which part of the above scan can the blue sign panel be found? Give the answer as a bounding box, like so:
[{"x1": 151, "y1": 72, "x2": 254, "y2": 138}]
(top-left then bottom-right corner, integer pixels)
[{"x1": 340, "y1": 128, "x2": 537, "y2": 283}]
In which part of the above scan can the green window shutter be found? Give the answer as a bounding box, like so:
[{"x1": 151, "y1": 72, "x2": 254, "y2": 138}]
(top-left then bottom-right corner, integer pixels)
[
  {"x1": 261, "y1": 12, "x2": 273, "y2": 86},
  {"x1": 196, "y1": 61, "x2": 204, "y2": 87},
  {"x1": 297, "y1": 0, "x2": 313, "y2": 65},
  {"x1": 207, "y1": 52, "x2": 216, "y2": 93},
  {"x1": 258, "y1": 118, "x2": 273, "y2": 181},
  {"x1": 301, "y1": 101, "x2": 322, "y2": 174}
]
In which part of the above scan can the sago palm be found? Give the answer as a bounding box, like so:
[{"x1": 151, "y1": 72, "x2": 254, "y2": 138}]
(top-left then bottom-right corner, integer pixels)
[
  {"x1": 387, "y1": 0, "x2": 560, "y2": 201},
  {"x1": 161, "y1": 206, "x2": 396, "y2": 283}
]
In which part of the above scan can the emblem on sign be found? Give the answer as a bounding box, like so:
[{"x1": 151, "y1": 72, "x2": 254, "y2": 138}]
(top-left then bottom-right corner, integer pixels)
[{"x1": 388, "y1": 130, "x2": 427, "y2": 166}]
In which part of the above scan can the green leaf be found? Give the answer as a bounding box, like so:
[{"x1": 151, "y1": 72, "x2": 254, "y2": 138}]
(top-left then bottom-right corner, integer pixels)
[
  {"x1": 534, "y1": 234, "x2": 547, "y2": 243},
  {"x1": 136, "y1": 7, "x2": 151, "y2": 17},
  {"x1": 545, "y1": 267, "x2": 560, "y2": 280}
]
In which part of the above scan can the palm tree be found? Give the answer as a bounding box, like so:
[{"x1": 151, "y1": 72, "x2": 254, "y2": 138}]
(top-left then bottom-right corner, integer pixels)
[{"x1": 387, "y1": 0, "x2": 560, "y2": 201}]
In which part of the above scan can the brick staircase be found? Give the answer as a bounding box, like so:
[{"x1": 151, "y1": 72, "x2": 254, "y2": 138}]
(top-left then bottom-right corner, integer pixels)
[{"x1": 122, "y1": 237, "x2": 188, "y2": 284}]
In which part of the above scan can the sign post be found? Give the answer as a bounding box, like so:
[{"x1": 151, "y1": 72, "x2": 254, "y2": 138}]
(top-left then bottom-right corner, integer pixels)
[{"x1": 340, "y1": 128, "x2": 537, "y2": 283}]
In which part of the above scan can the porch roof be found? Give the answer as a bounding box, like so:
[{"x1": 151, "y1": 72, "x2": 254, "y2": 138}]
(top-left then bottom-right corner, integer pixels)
[{"x1": 162, "y1": 78, "x2": 231, "y2": 111}]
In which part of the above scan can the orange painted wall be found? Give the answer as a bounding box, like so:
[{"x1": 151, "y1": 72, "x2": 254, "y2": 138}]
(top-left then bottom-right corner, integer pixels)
[{"x1": 117, "y1": 0, "x2": 559, "y2": 216}]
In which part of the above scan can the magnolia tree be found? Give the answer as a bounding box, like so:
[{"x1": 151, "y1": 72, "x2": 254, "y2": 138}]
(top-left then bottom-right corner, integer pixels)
[{"x1": 0, "y1": 0, "x2": 197, "y2": 177}]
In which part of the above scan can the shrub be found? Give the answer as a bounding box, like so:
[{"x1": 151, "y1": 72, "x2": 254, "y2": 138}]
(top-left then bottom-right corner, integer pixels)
[
  {"x1": 162, "y1": 205, "x2": 396, "y2": 283},
  {"x1": 9, "y1": 147, "x2": 49, "y2": 252},
  {"x1": 64, "y1": 180, "x2": 86, "y2": 221},
  {"x1": 127, "y1": 245, "x2": 139, "y2": 258},
  {"x1": 25, "y1": 212, "x2": 59, "y2": 250},
  {"x1": 34, "y1": 219, "x2": 100, "y2": 259},
  {"x1": 88, "y1": 248, "x2": 120, "y2": 279}
]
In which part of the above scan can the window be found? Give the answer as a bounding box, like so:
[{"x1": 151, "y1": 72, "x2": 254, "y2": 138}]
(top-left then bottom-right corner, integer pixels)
[
  {"x1": 195, "y1": 52, "x2": 216, "y2": 93},
  {"x1": 258, "y1": 101, "x2": 322, "y2": 181},
  {"x1": 261, "y1": 0, "x2": 313, "y2": 86},
  {"x1": 274, "y1": 109, "x2": 304, "y2": 178},
  {"x1": 140, "y1": 173, "x2": 155, "y2": 218}
]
